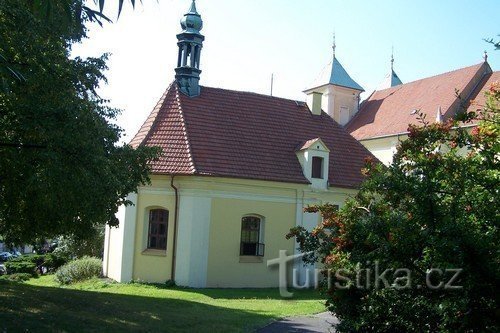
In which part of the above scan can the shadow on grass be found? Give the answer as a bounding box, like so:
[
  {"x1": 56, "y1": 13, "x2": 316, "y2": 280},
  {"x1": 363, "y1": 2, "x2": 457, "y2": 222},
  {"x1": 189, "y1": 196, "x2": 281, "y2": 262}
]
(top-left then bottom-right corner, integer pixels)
[
  {"x1": 123, "y1": 279, "x2": 325, "y2": 301},
  {"x1": 184, "y1": 287, "x2": 324, "y2": 301},
  {"x1": 0, "y1": 281, "x2": 283, "y2": 332}
]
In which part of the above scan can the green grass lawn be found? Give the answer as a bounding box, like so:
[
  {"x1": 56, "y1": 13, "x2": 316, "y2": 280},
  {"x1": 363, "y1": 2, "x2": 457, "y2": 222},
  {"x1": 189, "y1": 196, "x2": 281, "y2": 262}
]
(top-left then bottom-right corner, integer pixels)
[{"x1": 0, "y1": 275, "x2": 326, "y2": 332}]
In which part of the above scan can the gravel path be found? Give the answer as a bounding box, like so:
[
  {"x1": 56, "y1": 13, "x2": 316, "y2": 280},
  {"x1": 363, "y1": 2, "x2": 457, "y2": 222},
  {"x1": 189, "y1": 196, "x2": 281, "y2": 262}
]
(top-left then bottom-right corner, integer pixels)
[{"x1": 257, "y1": 312, "x2": 338, "y2": 333}]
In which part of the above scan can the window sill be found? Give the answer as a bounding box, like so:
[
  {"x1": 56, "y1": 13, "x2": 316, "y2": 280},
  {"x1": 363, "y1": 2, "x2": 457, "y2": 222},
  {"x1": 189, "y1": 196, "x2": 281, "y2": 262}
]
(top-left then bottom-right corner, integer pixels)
[
  {"x1": 239, "y1": 256, "x2": 263, "y2": 263},
  {"x1": 141, "y1": 249, "x2": 167, "y2": 257}
]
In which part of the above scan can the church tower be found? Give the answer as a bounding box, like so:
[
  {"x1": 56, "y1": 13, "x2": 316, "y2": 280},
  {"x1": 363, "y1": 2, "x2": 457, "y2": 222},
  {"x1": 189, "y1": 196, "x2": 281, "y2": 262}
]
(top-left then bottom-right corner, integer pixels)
[
  {"x1": 175, "y1": 0, "x2": 204, "y2": 97},
  {"x1": 377, "y1": 49, "x2": 403, "y2": 90},
  {"x1": 304, "y1": 36, "x2": 364, "y2": 126}
]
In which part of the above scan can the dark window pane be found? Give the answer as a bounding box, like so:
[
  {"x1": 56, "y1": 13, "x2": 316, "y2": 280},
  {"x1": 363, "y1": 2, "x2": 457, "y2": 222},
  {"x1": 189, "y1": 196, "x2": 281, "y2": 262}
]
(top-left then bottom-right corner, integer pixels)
[
  {"x1": 241, "y1": 230, "x2": 258, "y2": 243},
  {"x1": 241, "y1": 216, "x2": 263, "y2": 255},
  {"x1": 159, "y1": 237, "x2": 166, "y2": 249},
  {"x1": 312, "y1": 156, "x2": 323, "y2": 179},
  {"x1": 148, "y1": 209, "x2": 169, "y2": 249},
  {"x1": 241, "y1": 216, "x2": 260, "y2": 243},
  {"x1": 242, "y1": 242, "x2": 257, "y2": 255},
  {"x1": 149, "y1": 236, "x2": 157, "y2": 248},
  {"x1": 250, "y1": 232, "x2": 258, "y2": 242}
]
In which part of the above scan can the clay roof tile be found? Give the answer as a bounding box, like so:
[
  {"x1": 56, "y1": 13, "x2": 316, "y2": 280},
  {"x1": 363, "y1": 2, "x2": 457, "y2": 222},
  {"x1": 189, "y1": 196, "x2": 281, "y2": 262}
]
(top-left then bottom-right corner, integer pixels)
[{"x1": 131, "y1": 83, "x2": 376, "y2": 188}]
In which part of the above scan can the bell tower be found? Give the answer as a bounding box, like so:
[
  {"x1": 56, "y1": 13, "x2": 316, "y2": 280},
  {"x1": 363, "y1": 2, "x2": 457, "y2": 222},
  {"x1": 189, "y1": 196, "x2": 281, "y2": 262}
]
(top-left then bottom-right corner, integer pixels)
[
  {"x1": 175, "y1": 0, "x2": 204, "y2": 97},
  {"x1": 304, "y1": 36, "x2": 364, "y2": 126}
]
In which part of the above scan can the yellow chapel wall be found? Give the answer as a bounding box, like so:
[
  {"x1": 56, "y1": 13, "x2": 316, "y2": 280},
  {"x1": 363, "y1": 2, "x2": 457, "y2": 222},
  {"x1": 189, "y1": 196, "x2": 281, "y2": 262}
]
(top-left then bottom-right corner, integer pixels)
[
  {"x1": 131, "y1": 179, "x2": 177, "y2": 283},
  {"x1": 206, "y1": 197, "x2": 296, "y2": 288},
  {"x1": 128, "y1": 175, "x2": 357, "y2": 288},
  {"x1": 359, "y1": 126, "x2": 473, "y2": 166}
]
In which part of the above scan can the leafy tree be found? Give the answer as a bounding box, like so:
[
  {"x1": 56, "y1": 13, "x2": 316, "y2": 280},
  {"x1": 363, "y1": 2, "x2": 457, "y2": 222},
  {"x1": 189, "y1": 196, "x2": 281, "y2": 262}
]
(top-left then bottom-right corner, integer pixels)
[
  {"x1": 0, "y1": 0, "x2": 158, "y2": 244},
  {"x1": 53, "y1": 225, "x2": 105, "y2": 259},
  {"x1": 288, "y1": 84, "x2": 499, "y2": 332},
  {"x1": 26, "y1": 0, "x2": 144, "y2": 25},
  {"x1": 1, "y1": 0, "x2": 143, "y2": 86},
  {"x1": 484, "y1": 35, "x2": 500, "y2": 50}
]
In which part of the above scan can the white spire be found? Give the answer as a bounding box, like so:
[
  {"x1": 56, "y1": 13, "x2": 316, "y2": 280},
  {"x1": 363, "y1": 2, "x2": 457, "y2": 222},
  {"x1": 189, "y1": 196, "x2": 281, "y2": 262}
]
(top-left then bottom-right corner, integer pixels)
[
  {"x1": 376, "y1": 48, "x2": 403, "y2": 90},
  {"x1": 436, "y1": 106, "x2": 443, "y2": 123},
  {"x1": 391, "y1": 46, "x2": 394, "y2": 71},
  {"x1": 332, "y1": 33, "x2": 336, "y2": 59}
]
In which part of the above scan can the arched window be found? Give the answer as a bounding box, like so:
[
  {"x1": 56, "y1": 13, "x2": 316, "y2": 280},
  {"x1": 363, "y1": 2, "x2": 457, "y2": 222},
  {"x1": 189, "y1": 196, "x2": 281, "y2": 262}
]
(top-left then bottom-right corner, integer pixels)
[
  {"x1": 148, "y1": 209, "x2": 168, "y2": 250},
  {"x1": 240, "y1": 216, "x2": 264, "y2": 256}
]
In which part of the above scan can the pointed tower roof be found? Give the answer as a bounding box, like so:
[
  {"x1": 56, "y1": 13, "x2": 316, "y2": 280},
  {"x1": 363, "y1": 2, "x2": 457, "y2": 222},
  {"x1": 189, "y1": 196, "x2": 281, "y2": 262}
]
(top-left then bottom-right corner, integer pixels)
[
  {"x1": 378, "y1": 69, "x2": 403, "y2": 90},
  {"x1": 306, "y1": 38, "x2": 364, "y2": 92},
  {"x1": 377, "y1": 50, "x2": 403, "y2": 90},
  {"x1": 180, "y1": 0, "x2": 203, "y2": 34},
  {"x1": 307, "y1": 58, "x2": 364, "y2": 92}
]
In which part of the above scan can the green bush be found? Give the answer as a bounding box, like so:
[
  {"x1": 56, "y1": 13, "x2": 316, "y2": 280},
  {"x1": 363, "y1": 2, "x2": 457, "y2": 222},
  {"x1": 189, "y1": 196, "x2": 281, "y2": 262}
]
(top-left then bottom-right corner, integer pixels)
[
  {"x1": 44, "y1": 253, "x2": 69, "y2": 272},
  {"x1": 55, "y1": 256, "x2": 102, "y2": 285},
  {"x1": 5, "y1": 258, "x2": 37, "y2": 276},
  {"x1": 4, "y1": 253, "x2": 68, "y2": 276},
  {"x1": 288, "y1": 88, "x2": 500, "y2": 332},
  {"x1": 0, "y1": 272, "x2": 33, "y2": 282}
]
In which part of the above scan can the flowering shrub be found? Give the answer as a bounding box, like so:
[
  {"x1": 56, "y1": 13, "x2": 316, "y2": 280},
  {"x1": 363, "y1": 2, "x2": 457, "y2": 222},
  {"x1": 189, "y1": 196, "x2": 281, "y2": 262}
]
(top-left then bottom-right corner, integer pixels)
[
  {"x1": 55, "y1": 256, "x2": 102, "y2": 285},
  {"x1": 287, "y1": 83, "x2": 499, "y2": 332}
]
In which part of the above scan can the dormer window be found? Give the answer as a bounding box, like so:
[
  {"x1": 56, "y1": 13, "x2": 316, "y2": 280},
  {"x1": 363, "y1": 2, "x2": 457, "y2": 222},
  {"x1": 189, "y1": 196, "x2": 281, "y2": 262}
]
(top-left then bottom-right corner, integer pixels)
[
  {"x1": 295, "y1": 137, "x2": 330, "y2": 189},
  {"x1": 311, "y1": 156, "x2": 323, "y2": 179}
]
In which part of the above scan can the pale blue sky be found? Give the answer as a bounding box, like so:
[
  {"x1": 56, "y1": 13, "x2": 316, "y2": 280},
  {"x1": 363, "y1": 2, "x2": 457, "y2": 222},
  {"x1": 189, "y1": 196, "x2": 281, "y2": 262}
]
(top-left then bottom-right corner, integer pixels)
[{"x1": 73, "y1": 0, "x2": 499, "y2": 142}]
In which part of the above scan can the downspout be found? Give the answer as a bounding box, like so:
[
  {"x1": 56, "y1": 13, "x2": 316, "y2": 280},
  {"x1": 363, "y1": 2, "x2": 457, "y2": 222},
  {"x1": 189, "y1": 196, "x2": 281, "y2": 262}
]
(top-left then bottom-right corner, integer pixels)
[{"x1": 170, "y1": 175, "x2": 179, "y2": 282}]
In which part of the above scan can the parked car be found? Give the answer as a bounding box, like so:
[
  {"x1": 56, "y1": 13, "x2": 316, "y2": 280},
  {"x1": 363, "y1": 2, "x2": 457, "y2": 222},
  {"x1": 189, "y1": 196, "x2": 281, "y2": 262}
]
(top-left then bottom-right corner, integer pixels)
[
  {"x1": 10, "y1": 251, "x2": 21, "y2": 258},
  {"x1": 0, "y1": 252, "x2": 13, "y2": 262}
]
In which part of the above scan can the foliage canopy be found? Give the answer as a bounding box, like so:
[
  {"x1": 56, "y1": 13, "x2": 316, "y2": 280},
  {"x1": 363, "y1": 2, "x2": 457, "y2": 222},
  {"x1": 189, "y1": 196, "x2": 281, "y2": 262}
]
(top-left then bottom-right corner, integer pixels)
[
  {"x1": 289, "y1": 84, "x2": 500, "y2": 332},
  {"x1": 0, "y1": 0, "x2": 158, "y2": 244}
]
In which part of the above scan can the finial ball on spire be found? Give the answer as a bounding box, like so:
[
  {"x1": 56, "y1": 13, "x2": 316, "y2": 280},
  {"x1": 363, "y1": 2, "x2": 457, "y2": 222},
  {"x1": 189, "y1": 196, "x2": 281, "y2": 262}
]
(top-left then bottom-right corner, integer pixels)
[{"x1": 180, "y1": 0, "x2": 203, "y2": 33}]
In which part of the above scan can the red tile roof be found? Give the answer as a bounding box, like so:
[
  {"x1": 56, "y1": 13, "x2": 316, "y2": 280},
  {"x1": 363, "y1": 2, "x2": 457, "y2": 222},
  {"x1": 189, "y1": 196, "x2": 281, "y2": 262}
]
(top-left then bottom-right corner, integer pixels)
[
  {"x1": 347, "y1": 62, "x2": 492, "y2": 140},
  {"x1": 467, "y1": 71, "x2": 500, "y2": 117},
  {"x1": 131, "y1": 83, "x2": 195, "y2": 174},
  {"x1": 131, "y1": 83, "x2": 376, "y2": 188}
]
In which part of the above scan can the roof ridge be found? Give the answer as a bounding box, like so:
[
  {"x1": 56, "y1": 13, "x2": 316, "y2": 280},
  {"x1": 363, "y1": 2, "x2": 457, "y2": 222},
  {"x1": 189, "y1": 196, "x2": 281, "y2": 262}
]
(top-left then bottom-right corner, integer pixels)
[
  {"x1": 347, "y1": 89, "x2": 379, "y2": 127},
  {"x1": 458, "y1": 66, "x2": 493, "y2": 116},
  {"x1": 129, "y1": 82, "x2": 175, "y2": 147},
  {"x1": 374, "y1": 62, "x2": 485, "y2": 93},
  {"x1": 200, "y1": 85, "x2": 306, "y2": 104},
  {"x1": 174, "y1": 85, "x2": 197, "y2": 173}
]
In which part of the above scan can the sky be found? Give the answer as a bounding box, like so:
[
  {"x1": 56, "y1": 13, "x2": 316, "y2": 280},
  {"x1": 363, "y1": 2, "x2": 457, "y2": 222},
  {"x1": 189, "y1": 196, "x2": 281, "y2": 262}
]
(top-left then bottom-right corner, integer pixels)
[{"x1": 73, "y1": 0, "x2": 500, "y2": 143}]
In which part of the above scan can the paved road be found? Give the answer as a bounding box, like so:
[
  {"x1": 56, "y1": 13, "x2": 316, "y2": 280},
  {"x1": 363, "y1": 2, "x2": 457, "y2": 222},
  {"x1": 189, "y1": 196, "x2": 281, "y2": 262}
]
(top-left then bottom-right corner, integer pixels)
[{"x1": 257, "y1": 312, "x2": 338, "y2": 333}]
